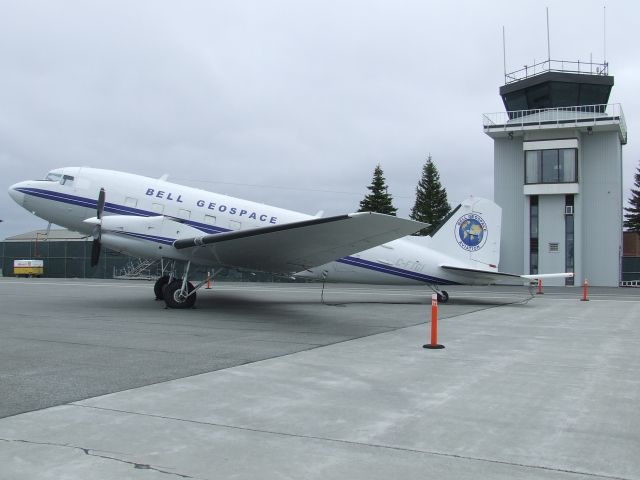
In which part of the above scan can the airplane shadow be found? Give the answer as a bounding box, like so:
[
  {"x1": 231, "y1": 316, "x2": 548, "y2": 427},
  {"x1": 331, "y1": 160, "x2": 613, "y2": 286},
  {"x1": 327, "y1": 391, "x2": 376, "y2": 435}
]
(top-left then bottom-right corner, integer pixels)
[{"x1": 85, "y1": 288, "x2": 534, "y2": 312}]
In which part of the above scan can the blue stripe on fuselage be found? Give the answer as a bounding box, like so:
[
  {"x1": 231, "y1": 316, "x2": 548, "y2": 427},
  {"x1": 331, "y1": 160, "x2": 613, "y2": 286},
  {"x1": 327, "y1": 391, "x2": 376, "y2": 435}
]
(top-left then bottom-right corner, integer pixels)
[
  {"x1": 16, "y1": 187, "x2": 230, "y2": 235},
  {"x1": 112, "y1": 231, "x2": 176, "y2": 246},
  {"x1": 17, "y1": 187, "x2": 98, "y2": 210},
  {"x1": 337, "y1": 256, "x2": 458, "y2": 285}
]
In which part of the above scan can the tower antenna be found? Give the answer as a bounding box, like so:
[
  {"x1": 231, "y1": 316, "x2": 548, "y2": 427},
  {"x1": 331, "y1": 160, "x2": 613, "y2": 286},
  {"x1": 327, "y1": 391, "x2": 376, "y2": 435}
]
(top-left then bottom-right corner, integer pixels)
[
  {"x1": 603, "y1": 6, "x2": 607, "y2": 67},
  {"x1": 546, "y1": 7, "x2": 551, "y2": 63},
  {"x1": 502, "y1": 25, "x2": 507, "y2": 80}
]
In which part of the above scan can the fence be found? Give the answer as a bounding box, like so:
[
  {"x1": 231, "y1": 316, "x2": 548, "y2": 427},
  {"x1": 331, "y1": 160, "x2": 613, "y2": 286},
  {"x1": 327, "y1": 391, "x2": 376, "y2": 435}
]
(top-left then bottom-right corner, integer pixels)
[{"x1": 0, "y1": 240, "x2": 132, "y2": 279}]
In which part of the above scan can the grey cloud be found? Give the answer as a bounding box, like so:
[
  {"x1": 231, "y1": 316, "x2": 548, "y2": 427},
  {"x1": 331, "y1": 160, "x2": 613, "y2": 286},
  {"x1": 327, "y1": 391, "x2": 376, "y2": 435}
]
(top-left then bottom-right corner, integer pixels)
[{"x1": 1, "y1": 0, "x2": 637, "y2": 237}]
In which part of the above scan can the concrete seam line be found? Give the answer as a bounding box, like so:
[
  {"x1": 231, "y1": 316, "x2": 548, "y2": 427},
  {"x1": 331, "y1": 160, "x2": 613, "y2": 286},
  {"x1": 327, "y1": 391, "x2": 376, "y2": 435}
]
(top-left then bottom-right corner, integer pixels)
[
  {"x1": 70, "y1": 405, "x2": 632, "y2": 480},
  {"x1": 1, "y1": 437, "x2": 200, "y2": 479}
]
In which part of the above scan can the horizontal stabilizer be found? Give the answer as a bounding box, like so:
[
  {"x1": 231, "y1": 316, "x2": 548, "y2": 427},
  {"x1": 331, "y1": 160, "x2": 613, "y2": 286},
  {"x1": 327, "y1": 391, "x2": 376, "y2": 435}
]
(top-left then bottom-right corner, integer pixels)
[
  {"x1": 442, "y1": 265, "x2": 574, "y2": 284},
  {"x1": 521, "y1": 273, "x2": 575, "y2": 280},
  {"x1": 440, "y1": 264, "x2": 521, "y2": 284}
]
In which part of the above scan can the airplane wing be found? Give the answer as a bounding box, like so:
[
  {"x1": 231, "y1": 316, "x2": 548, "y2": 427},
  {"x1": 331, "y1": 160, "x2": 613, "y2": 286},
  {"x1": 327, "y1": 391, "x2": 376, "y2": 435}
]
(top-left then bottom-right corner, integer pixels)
[
  {"x1": 441, "y1": 265, "x2": 574, "y2": 284},
  {"x1": 174, "y1": 213, "x2": 426, "y2": 273}
]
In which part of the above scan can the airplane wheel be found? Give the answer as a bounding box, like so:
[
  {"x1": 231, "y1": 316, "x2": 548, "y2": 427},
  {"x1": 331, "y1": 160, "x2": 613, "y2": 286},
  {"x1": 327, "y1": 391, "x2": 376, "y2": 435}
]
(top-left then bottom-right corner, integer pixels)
[
  {"x1": 437, "y1": 291, "x2": 449, "y2": 303},
  {"x1": 164, "y1": 280, "x2": 196, "y2": 309},
  {"x1": 154, "y1": 276, "x2": 170, "y2": 300}
]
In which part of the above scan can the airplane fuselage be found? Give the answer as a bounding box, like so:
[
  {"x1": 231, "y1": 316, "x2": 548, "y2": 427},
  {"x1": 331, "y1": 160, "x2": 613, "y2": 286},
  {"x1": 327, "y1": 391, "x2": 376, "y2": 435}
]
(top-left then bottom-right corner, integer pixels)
[{"x1": 9, "y1": 167, "x2": 498, "y2": 287}]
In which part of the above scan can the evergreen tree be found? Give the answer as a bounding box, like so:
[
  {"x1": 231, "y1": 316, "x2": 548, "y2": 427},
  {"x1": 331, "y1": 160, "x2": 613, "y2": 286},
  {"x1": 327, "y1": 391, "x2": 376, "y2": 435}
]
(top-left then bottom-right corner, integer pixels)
[
  {"x1": 410, "y1": 155, "x2": 451, "y2": 236},
  {"x1": 624, "y1": 161, "x2": 640, "y2": 232},
  {"x1": 358, "y1": 164, "x2": 397, "y2": 216}
]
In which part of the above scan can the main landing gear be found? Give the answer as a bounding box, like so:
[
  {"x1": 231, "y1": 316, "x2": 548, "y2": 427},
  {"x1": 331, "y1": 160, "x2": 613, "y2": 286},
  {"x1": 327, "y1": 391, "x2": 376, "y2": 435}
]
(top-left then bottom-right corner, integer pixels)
[
  {"x1": 164, "y1": 279, "x2": 196, "y2": 309},
  {"x1": 154, "y1": 276, "x2": 170, "y2": 300},
  {"x1": 153, "y1": 261, "x2": 207, "y2": 309}
]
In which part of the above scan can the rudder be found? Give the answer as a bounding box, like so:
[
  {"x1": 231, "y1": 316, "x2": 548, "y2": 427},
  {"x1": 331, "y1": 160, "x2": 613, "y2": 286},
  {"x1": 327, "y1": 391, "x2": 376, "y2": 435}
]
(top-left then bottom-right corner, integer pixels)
[{"x1": 428, "y1": 196, "x2": 502, "y2": 268}]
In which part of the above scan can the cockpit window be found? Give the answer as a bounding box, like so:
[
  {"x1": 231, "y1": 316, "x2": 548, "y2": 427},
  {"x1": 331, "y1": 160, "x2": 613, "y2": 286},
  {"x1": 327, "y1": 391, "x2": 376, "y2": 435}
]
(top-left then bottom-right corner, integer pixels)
[
  {"x1": 43, "y1": 172, "x2": 74, "y2": 186},
  {"x1": 44, "y1": 172, "x2": 62, "y2": 182}
]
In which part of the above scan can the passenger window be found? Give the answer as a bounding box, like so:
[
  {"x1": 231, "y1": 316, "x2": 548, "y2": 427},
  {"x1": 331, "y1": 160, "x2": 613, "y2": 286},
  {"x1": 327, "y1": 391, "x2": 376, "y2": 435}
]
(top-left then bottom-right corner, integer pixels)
[
  {"x1": 125, "y1": 197, "x2": 138, "y2": 208},
  {"x1": 204, "y1": 214, "x2": 216, "y2": 225},
  {"x1": 228, "y1": 220, "x2": 241, "y2": 231},
  {"x1": 178, "y1": 209, "x2": 191, "y2": 220},
  {"x1": 151, "y1": 203, "x2": 164, "y2": 214}
]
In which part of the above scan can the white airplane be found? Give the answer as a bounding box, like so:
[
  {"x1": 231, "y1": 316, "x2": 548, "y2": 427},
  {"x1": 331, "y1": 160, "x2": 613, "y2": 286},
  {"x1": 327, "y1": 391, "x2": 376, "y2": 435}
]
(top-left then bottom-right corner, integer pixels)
[{"x1": 8, "y1": 167, "x2": 569, "y2": 308}]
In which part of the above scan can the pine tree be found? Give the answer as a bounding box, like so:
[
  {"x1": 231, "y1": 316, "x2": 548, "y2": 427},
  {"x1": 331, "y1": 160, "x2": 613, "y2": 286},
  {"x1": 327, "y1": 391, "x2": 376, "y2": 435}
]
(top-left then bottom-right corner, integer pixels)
[
  {"x1": 624, "y1": 161, "x2": 640, "y2": 232},
  {"x1": 358, "y1": 164, "x2": 397, "y2": 216},
  {"x1": 410, "y1": 155, "x2": 451, "y2": 236}
]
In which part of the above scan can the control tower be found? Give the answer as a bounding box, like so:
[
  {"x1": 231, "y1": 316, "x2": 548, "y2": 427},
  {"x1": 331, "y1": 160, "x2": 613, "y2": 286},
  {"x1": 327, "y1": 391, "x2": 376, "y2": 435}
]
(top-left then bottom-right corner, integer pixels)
[{"x1": 483, "y1": 60, "x2": 627, "y2": 286}]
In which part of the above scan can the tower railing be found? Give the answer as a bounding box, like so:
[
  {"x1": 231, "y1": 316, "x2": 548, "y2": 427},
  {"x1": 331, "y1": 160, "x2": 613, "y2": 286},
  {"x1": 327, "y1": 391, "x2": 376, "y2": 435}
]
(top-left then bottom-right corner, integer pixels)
[
  {"x1": 505, "y1": 59, "x2": 609, "y2": 84},
  {"x1": 482, "y1": 103, "x2": 627, "y2": 144}
]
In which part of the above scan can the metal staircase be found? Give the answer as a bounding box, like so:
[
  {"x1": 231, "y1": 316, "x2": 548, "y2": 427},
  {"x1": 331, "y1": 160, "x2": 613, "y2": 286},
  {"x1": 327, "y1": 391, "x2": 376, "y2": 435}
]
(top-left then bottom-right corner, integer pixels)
[{"x1": 113, "y1": 258, "x2": 159, "y2": 280}]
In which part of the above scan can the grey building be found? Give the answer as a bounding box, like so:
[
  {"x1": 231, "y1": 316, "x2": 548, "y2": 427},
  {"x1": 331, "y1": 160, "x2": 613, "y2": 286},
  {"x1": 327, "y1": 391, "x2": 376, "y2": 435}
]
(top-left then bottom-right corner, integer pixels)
[{"x1": 484, "y1": 61, "x2": 627, "y2": 286}]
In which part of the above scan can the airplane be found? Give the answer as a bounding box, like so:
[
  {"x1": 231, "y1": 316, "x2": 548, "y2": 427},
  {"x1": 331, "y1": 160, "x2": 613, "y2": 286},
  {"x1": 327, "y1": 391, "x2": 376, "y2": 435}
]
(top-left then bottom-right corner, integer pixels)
[{"x1": 8, "y1": 167, "x2": 571, "y2": 308}]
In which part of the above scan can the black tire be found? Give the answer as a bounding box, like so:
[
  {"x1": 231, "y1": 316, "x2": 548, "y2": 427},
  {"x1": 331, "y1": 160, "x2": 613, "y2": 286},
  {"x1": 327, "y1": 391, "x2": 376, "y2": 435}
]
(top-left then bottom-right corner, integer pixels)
[
  {"x1": 154, "y1": 276, "x2": 170, "y2": 300},
  {"x1": 163, "y1": 280, "x2": 196, "y2": 309},
  {"x1": 438, "y1": 290, "x2": 449, "y2": 303}
]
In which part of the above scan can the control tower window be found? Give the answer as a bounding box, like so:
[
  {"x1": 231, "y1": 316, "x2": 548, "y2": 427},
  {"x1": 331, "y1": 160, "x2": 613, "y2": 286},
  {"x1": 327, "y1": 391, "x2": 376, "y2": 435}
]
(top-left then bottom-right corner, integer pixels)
[
  {"x1": 525, "y1": 148, "x2": 577, "y2": 184},
  {"x1": 542, "y1": 150, "x2": 559, "y2": 183}
]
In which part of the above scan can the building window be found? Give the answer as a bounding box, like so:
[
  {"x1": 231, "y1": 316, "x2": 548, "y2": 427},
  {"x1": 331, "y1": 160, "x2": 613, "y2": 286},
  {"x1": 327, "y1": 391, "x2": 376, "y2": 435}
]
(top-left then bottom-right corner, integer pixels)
[
  {"x1": 525, "y1": 148, "x2": 577, "y2": 184},
  {"x1": 565, "y1": 194, "x2": 575, "y2": 285},
  {"x1": 530, "y1": 196, "x2": 538, "y2": 275},
  {"x1": 542, "y1": 150, "x2": 559, "y2": 183}
]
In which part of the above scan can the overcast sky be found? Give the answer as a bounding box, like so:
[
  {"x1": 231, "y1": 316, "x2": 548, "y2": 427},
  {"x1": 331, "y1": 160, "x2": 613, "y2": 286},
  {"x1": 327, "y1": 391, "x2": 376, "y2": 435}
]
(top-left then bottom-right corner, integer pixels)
[{"x1": 1, "y1": 0, "x2": 638, "y2": 238}]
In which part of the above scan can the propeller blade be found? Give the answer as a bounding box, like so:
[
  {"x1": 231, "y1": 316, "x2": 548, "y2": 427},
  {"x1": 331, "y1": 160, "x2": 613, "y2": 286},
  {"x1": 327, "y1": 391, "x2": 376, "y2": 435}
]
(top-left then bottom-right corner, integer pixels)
[
  {"x1": 90, "y1": 238, "x2": 101, "y2": 267},
  {"x1": 97, "y1": 188, "x2": 106, "y2": 220},
  {"x1": 91, "y1": 188, "x2": 106, "y2": 267}
]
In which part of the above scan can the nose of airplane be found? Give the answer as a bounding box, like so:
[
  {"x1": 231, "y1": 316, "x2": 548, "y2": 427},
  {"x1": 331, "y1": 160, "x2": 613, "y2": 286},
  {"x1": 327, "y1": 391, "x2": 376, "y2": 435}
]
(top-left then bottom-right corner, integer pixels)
[{"x1": 8, "y1": 182, "x2": 25, "y2": 206}]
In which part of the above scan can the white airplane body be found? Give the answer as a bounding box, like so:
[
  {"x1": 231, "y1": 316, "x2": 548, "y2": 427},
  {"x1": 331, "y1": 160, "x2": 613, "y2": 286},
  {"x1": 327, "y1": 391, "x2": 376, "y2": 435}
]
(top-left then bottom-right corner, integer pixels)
[{"x1": 9, "y1": 167, "x2": 570, "y2": 308}]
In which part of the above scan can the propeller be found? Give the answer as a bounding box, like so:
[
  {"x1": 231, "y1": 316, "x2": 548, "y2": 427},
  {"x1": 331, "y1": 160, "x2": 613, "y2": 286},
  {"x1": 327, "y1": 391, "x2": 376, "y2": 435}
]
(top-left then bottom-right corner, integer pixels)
[{"x1": 90, "y1": 188, "x2": 106, "y2": 267}]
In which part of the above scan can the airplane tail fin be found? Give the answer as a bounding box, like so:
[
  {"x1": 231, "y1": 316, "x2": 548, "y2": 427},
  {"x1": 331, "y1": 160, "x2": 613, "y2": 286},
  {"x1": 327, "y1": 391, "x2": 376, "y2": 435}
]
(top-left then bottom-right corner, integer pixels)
[{"x1": 427, "y1": 196, "x2": 502, "y2": 269}]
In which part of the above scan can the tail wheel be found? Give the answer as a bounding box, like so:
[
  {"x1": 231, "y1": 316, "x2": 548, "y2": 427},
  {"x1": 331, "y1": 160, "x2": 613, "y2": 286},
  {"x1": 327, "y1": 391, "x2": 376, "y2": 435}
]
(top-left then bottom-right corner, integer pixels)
[
  {"x1": 163, "y1": 280, "x2": 196, "y2": 309},
  {"x1": 154, "y1": 276, "x2": 170, "y2": 300}
]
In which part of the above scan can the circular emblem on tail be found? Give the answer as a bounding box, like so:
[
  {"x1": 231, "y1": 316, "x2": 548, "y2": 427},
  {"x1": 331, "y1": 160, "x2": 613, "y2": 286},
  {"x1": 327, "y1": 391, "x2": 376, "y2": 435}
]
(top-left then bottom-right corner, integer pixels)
[{"x1": 455, "y1": 214, "x2": 487, "y2": 251}]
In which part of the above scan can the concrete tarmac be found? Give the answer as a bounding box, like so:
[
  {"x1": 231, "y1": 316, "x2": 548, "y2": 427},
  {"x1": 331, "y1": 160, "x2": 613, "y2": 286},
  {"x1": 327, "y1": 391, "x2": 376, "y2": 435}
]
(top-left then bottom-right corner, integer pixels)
[
  {"x1": 0, "y1": 279, "x2": 639, "y2": 479},
  {"x1": 0, "y1": 279, "x2": 525, "y2": 419}
]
